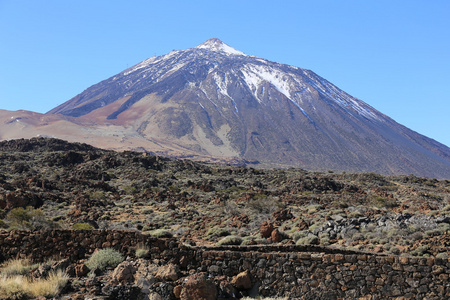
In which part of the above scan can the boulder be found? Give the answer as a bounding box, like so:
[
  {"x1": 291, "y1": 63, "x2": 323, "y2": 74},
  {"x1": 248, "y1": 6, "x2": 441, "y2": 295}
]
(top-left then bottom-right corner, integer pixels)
[
  {"x1": 111, "y1": 261, "x2": 136, "y2": 282},
  {"x1": 272, "y1": 208, "x2": 293, "y2": 222},
  {"x1": 148, "y1": 293, "x2": 163, "y2": 300},
  {"x1": 75, "y1": 263, "x2": 89, "y2": 277},
  {"x1": 231, "y1": 270, "x2": 252, "y2": 290},
  {"x1": 271, "y1": 229, "x2": 282, "y2": 242},
  {"x1": 155, "y1": 263, "x2": 179, "y2": 281},
  {"x1": 180, "y1": 273, "x2": 217, "y2": 300},
  {"x1": 173, "y1": 285, "x2": 182, "y2": 298},
  {"x1": 259, "y1": 222, "x2": 273, "y2": 238}
]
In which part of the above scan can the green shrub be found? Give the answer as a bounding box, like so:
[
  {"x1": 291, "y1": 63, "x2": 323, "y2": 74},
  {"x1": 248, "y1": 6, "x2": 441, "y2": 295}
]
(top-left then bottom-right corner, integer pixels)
[
  {"x1": 135, "y1": 245, "x2": 150, "y2": 258},
  {"x1": 296, "y1": 235, "x2": 319, "y2": 245},
  {"x1": 306, "y1": 204, "x2": 323, "y2": 214},
  {"x1": 85, "y1": 248, "x2": 124, "y2": 271},
  {"x1": 217, "y1": 235, "x2": 243, "y2": 246},
  {"x1": 410, "y1": 245, "x2": 430, "y2": 257},
  {"x1": 292, "y1": 230, "x2": 309, "y2": 242},
  {"x1": 246, "y1": 196, "x2": 282, "y2": 214},
  {"x1": 206, "y1": 227, "x2": 230, "y2": 240},
  {"x1": 149, "y1": 229, "x2": 173, "y2": 238},
  {"x1": 5, "y1": 207, "x2": 53, "y2": 230},
  {"x1": 425, "y1": 223, "x2": 450, "y2": 237},
  {"x1": 371, "y1": 195, "x2": 398, "y2": 208},
  {"x1": 320, "y1": 237, "x2": 330, "y2": 246},
  {"x1": 72, "y1": 223, "x2": 94, "y2": 230},
  {"x1": 254, "y1": 238, "x2": 271, "y2": 245},
  {"x1": 241, "y1": 236, "x2": 256, "y2": 245}
]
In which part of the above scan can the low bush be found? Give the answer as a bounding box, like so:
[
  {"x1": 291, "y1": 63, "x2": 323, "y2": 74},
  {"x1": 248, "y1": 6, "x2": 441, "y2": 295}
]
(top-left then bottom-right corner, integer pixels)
[
  {"x1": 206, "y1": 227, "x2": 230, "y2": 240},
  {"x1": 85, "y1": 248, "x2": 124, "y2": 271},
  {"x1": 5, "y1": 206, "x2": 53, "y2": 230},
  {"x1": 149, "y1": 229, "x2": 173, "y2": 238},
  {"x1": 410, "y1": 245, "x2": 430, "y2": 257},
  {"x1": 320, "y1": 236, "x2": 330, "y2": 246},
  {"x1": 292, "y1": 230, "x2": 309, "y2": 242},
  {"x1": 425, "y1": 223, "x2": 450, "y2": 237},
  {"x1": 296, "y1": 235, "x2": 319, "y2": 245},
  {"x1": 72, "y1": 223, "x2": 95, "y2": 230},
  {"x1": 135, "y1": 245, "x2": 150, "y2": 258},
  {"x1": 217, "y1": 235, "x2": 243, "y2": 246}
]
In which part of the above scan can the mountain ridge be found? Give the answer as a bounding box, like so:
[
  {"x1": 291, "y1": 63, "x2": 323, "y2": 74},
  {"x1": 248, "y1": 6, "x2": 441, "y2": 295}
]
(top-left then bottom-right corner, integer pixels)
[{"x1": 4, "y1": 39, "x2": 450, "y2": 178}]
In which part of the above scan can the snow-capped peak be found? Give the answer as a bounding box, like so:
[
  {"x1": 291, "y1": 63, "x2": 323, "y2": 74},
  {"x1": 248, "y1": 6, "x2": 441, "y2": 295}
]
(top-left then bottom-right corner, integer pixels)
[{"x1": 195, "y1": 38, "x2": 245, "y2": 56}]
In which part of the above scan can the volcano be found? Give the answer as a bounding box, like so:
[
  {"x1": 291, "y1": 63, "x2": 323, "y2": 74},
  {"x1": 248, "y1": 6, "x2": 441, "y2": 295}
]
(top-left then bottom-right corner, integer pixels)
[{"x1": 3, "y1": 38, "x2": 450, "y2": 178}]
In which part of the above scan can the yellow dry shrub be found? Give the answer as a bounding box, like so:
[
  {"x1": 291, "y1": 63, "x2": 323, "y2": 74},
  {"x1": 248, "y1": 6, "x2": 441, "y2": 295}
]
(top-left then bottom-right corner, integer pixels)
[
  {"x1": 28, "y1": 270, "x2": 69, "y2": 298},
  {"x1": 0, "y1": 270, "x2": 69, "y2": 299},
  {"x1": 0, "y1": 258, "x2": 37, "y2": 277},
  {"x1": 0, "y1": 275, "x2": 27, "y2": 300}
]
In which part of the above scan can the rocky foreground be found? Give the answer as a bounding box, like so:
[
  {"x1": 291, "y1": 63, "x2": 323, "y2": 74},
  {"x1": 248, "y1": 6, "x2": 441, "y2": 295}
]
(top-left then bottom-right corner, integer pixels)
[
  {"x1": 0, "y1": 137, "x2": 449, "y2": 298},
  {"x1": 1, "y1": 229, "x2": 449, "y2": 299},
  {"x1": 1, "y1": 138, "x2": 449, "y2": 256}
]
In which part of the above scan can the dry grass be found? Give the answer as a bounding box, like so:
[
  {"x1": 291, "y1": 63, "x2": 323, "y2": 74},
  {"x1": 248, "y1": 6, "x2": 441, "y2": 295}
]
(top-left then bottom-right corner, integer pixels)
[
  {"x1": 0, "y1": 258, "x2": 38, "y2": 277},
  {"x1": 135, "y1": 244, "x2": 150, "y2": 258},
  {"x1": 28, "y1": 270, "x2": 69, "y2": 298},
  {"x1": 0, "y1": 276, "x2": 26, "y2": 300},
  {"x1": 0, "y1": 259, "x2": 69, "y2": 299}
]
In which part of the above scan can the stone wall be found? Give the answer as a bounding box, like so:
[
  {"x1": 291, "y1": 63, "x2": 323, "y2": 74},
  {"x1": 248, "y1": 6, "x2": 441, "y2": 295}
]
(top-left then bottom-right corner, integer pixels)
[
  {"x1": 1, "y1": 230, "x2": 449, "y2": 299},
  {"x1": 0, "y1": 229, "x2": 179, "y2": 263},
  {"x1": 192, "y1": 249, "x2": 449, "y2": 299}
]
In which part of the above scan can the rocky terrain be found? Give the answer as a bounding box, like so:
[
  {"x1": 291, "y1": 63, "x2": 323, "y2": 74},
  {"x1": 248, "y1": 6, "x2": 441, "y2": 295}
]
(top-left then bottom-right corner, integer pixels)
[
  {"x1": 0, "y1": 137, "x2": 449, "y2": 299},
  {"x1": 0, "y1": 137, "x2": 449, "y2": 255}
]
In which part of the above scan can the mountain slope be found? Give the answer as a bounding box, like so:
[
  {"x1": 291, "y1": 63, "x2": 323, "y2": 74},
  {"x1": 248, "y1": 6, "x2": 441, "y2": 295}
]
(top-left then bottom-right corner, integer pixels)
[{"x1": 29, "y1": 38, "x2": 450, "y2": 178}]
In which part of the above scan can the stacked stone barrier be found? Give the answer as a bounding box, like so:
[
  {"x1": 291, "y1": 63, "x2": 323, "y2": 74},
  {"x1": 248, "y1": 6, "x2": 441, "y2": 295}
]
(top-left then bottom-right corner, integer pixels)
[{"x1": 0, "y1": 229, "x2": 448, "y2": 299}]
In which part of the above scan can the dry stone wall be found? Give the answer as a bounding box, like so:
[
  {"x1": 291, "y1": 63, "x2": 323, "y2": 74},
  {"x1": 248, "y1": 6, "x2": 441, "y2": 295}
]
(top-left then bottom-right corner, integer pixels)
[
  {"x1": 0, "y1": 230, "x2": 449, "y2": 299},
  {"x1": 0, "y1": 229, "x2": 178, "y2": 263}
]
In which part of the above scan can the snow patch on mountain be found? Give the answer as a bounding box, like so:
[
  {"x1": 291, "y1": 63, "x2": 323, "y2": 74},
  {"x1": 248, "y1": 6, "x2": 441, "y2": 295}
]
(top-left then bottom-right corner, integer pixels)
[
  {"x1": 241, "y1": 64, "x2": 293, "y2": 102},
  {"x1": 212, "y1": 73, "x2": 231, "y2": 99},
  {"x1": 196, "y1": 38, "x2": 245, "y2": 56},
  {"x1": 301, "y1": 71, "x2": 381, "y2": 121},
  {"x1": 123, "y1": 50, "x2": 183, "y2": 76}
]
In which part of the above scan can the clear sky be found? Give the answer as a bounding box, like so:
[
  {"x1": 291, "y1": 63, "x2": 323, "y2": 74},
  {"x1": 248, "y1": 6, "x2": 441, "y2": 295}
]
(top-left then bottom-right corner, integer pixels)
[{"x1": 1, "y1": 0, "x2": 449, "y2": 147}]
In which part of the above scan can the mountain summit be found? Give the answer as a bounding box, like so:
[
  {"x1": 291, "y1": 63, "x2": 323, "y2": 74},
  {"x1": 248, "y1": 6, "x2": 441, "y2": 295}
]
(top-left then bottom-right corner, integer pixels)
[
  {"x1": 195, "y1": 38, "x2": 245, "y2": 55},
  {"x1": 22, "y1": 39, "x2": 450, "y2": 177}
]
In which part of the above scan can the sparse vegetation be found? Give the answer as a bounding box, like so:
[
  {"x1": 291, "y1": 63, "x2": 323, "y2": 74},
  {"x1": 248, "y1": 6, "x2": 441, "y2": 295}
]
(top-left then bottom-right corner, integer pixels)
[
  {"x1": 4, "y1": 207, "x2": 54, "y2": 230},
  {"x1": 148, "y1": 229, "x2": 173, "y2": 238},
  {"x1": 0, "y1": 259, "x2": 38, "y2": 277},
  {"x1": 135, "y1": 245, "x2": 150, "y2": 258},
  {"x1": 0, "y1": 270, "x2": 69, "y2": 299},
  {"x1": 0, "y1": 258, "x2": 69, "y2": 299},
  {"x1": 85, "y1": 248, "x2": 124, "y2": 272},
  {"x1": 0, "y1": 137, "x2": 449, "y2": 258},
  {"x1": 206, "y1": 227, "x2": 230, "y2": 240},
  {"x1": 0, "y1": 138, "x2": 449, "y2": 299},
  {"x1": 217, "y1": 235, "x2": 243, "y2": 246},
  {"x1": 72, "y1": 222, "x2": 95, "y2": 230}
]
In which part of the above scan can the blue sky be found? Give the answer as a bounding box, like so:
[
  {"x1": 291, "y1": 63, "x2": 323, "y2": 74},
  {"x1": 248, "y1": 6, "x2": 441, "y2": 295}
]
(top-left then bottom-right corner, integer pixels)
[{"x1": 1, "y1": 0, "x2": 449, "y2": 147}]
